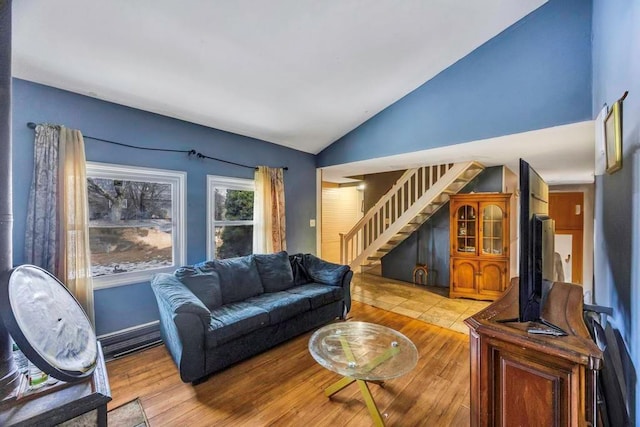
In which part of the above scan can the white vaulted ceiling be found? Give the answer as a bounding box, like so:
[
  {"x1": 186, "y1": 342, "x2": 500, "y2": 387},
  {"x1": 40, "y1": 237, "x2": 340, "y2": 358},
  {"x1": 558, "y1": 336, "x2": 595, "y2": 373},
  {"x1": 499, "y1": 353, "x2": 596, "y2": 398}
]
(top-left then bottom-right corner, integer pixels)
[{"x1": 12, "y1": 0, "x2": 547, "y2": 155}]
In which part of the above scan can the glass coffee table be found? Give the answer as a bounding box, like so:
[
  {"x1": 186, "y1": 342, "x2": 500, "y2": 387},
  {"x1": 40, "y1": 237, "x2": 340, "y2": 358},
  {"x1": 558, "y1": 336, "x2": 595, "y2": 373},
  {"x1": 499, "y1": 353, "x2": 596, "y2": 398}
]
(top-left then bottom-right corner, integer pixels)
[{"x1": 308, "y1": 321, "x2": 418, "y2": 426}]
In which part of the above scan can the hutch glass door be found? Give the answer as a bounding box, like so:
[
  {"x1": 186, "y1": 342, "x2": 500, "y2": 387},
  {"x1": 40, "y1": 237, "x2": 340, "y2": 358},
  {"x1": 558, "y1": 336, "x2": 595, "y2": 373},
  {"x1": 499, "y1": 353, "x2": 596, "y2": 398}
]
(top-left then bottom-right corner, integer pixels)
[
  {"x1": 481, "y1": 204, "x2": 503, "y2": 255},
  {"x1": 456, "y1": 205, "x2": 476, "y2": 254}
]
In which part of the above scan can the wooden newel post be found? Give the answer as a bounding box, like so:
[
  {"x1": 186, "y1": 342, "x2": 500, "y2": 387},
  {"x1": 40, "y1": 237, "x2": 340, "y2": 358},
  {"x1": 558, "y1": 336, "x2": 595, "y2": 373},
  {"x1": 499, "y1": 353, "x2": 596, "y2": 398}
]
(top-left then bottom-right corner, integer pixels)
[{"x1": 0, "y1": 0, "x2": 20, "y2": 399}]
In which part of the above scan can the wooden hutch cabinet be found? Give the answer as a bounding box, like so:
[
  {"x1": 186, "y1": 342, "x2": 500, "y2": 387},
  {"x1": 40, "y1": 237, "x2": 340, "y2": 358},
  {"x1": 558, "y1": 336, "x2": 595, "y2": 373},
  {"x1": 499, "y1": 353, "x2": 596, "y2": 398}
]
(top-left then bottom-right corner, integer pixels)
[{"x1": 449, "y1": 193, "x2": 511, "y2": 300}]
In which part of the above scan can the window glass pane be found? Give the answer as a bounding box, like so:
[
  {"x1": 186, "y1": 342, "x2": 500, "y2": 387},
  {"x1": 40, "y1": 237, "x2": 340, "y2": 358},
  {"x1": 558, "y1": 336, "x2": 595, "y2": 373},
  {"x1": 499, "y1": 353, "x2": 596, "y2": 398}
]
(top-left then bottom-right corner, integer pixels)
[
  {"x1": 215, "y1": 225, "x2": 253, "y2": 259},
  {"x1": 208, "y1": 176, "x2": 255, "y2": 260},
  {"x1": 214, "y1": 187, "x2": 254, "y2": 221},
  {"x1": 89, "y1": 225, "x2": 173, "y2": 277},
  {"x1": 88, "y1": 178, "x2": 172, "y2": 221},
  {"x1": 87, "y1": 173, "x2": 180, "y2": 281}
]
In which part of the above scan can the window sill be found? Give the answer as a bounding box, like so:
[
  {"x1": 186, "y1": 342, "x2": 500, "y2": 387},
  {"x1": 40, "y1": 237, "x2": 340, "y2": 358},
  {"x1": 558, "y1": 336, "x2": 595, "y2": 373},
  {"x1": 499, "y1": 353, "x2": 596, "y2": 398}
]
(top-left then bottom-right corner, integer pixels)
[{"x1": 92, "y1": 266, "x2": 177, "y2": 290}]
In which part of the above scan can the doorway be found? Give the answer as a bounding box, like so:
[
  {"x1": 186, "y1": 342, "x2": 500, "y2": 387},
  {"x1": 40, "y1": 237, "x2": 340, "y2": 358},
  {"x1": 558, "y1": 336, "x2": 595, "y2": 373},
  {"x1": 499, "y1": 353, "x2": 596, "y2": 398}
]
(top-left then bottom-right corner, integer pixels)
[
  {"x1": 320, "y1": 183, "x2": 363, "y2": 263},
  {"x1": 549, "y1": 192, "x2": 584, "y2": 284}
]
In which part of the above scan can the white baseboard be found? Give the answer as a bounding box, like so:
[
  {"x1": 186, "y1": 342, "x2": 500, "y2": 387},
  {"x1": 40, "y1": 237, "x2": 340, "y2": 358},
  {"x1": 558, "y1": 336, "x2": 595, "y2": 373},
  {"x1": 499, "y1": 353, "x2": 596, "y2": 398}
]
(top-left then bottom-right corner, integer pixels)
[{"x1": 98, "y1": 321, "x2": 161, "y2": 360}]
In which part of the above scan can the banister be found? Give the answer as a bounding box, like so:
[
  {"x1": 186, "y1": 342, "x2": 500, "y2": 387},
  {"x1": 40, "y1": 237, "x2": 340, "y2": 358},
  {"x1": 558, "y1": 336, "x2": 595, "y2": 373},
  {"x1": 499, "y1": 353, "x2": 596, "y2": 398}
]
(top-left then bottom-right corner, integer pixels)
[
  {"x1": 342, "y1": 167, "x2": 418, "y2": 242},
  {"x1": 339, "y1": 162, "x2": 483, "y2": 267}
]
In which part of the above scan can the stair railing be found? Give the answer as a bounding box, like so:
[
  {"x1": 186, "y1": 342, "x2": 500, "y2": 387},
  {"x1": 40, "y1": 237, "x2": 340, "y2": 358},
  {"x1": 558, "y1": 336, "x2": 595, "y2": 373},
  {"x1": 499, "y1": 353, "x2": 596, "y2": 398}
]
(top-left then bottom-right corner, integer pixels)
[{"x1": 340, "y1": 163, "x2": 454, "y2": 266}]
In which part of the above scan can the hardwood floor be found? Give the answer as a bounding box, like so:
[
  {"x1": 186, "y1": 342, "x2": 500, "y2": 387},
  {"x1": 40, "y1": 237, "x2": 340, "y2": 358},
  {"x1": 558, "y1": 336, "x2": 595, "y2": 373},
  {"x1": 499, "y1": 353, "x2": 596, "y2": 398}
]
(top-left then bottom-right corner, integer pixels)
[{"x1": 106, "y1": 301, "x2": 471, "y2": 426}]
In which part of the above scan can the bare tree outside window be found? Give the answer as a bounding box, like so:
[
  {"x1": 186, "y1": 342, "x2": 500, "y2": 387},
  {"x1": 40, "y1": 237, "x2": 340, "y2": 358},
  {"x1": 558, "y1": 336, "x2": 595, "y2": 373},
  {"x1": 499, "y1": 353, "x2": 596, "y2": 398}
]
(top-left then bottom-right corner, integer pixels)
[
  {"x1": 86, "y1": 163, "x2": 186, "y2": 287},
  {"x1": 87, "y1": 178, "x2": 173, "y2": 277}
]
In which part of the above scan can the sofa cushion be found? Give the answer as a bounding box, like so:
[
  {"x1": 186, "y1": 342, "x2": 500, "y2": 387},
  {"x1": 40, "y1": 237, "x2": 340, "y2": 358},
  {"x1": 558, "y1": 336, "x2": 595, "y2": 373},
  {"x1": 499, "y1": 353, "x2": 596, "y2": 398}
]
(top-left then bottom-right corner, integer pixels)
[
  {"x1": 245, "y1": 291, "x2": 310, "y2": 325},
  {"x1": 285, "y1": 283, "x2": 344, "y2": 309},
  {"x1": 174, "y1": 266, "x2": 223, "y2": 310},
  {"x1": 206, "y1": 302, "x2": 269, "y2": 348},
  {"x1": 303, "y1": 254, "x2": 349, "y2": 286},
  {"x1": 254, "y1": 251, "x2": 295, "y2": 292},
  {"x1": 207, "y1": 255, "x2": 264, "y2": 304},
  {"x1": 289, "y1": 253, "x2": 312, "y2": 286}
]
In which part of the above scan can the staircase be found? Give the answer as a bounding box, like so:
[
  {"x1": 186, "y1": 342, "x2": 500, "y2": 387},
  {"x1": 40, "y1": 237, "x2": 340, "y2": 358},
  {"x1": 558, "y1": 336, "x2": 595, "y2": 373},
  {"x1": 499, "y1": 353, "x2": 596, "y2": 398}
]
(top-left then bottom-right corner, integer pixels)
[{"x1": 340, "y1": 161, "x2": 485, "y2": 271}]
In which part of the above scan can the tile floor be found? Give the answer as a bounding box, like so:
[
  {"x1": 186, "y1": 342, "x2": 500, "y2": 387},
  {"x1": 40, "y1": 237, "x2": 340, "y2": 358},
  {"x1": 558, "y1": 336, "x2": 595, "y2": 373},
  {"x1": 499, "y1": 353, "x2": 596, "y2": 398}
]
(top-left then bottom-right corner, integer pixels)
[{"x1": 351, "y1": 273, "x2": 491, "y2": 334}]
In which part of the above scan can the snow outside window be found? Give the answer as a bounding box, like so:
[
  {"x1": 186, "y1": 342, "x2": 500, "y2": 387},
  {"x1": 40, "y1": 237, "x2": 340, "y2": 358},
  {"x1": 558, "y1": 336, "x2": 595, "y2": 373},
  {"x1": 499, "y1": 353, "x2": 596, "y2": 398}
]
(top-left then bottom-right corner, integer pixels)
[{"x1": 86, "y1": 162, "x2": 186, "y2": 288}]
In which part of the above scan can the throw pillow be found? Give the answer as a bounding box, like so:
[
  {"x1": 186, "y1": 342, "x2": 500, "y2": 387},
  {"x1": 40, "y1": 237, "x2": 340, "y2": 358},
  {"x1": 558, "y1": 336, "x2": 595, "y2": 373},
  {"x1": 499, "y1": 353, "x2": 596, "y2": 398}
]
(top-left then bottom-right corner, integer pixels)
[
  {"x1": 174, "y1": 266, "x2": 223, "y2": 310},
  {"x1": 289, "y1": 253, "x2": 312, "y2": 286},
  {"x1": 303, "y1": 254, "x2": 349, "y2": 286},
  {"x1": 254, "y1": 251, "x2": 295, "y2": 292},
  {"x1": 208, "y1": 255, "x2": 264, "y2": 304}
]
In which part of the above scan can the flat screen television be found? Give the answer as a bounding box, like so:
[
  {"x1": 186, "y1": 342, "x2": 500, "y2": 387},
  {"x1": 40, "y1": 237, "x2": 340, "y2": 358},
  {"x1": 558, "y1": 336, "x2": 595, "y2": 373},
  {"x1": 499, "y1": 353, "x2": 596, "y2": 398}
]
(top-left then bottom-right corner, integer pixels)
[{"x1": 517, "y1": 159, "x2": 566, "y2": 335}]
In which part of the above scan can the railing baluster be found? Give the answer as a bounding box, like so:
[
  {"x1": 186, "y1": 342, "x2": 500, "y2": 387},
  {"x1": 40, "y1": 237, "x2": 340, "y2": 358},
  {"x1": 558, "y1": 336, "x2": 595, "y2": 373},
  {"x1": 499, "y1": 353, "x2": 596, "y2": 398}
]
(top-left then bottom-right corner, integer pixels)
[
  {"x1": 383, "y1": 200, "x2": 387, "y2": 231},
  {"x1": 336, "y1": 162, "x2": 474, "y2": 270},
  {"x1": 352, "y1": 233, "x2": 356, "y2": 265},
  {"x1": 374, "y1": 212, "x2": 378, "y2": 240}
]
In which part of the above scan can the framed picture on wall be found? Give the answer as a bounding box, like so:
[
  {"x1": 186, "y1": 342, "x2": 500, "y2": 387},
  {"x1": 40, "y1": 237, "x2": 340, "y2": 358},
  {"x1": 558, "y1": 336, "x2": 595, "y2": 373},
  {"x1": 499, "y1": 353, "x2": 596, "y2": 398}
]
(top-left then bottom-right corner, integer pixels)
[{"x1": 604, "y1": 99, "x2": 623, "y2": 174}]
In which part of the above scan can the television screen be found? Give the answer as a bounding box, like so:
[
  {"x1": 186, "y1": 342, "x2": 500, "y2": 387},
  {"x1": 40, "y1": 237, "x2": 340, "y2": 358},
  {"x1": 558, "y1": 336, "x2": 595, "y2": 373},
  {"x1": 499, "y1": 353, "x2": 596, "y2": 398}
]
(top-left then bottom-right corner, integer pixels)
[{"x1": 518, "y1": 159, "x2": 553, "y2": 323}]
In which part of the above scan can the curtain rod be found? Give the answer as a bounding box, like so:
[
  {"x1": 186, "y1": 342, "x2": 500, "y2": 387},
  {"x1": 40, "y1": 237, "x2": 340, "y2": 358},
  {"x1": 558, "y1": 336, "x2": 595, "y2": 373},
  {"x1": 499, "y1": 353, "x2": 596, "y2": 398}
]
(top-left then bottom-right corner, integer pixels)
[{"x1": 26, "y1": 122, "x2": 287, "y2": 171}]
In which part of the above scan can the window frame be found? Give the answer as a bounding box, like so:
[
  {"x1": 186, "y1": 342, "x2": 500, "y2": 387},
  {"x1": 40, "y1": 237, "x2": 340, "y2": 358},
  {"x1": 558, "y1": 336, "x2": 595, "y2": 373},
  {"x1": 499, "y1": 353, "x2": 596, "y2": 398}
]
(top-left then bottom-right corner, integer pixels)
[
  {"x1": 206, "y1": 175, "x2": 255, "y2": 260},
  {"x1": 86, "y1": 162, "x2": 187, "y2": 289}
]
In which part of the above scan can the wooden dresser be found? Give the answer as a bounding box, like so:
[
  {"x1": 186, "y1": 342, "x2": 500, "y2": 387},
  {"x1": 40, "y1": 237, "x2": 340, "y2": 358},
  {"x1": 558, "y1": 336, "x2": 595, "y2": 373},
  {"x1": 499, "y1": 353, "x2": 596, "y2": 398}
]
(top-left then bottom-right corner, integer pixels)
[{"x1": 464, "y1": 280, "x2": 603, "y2": 426}]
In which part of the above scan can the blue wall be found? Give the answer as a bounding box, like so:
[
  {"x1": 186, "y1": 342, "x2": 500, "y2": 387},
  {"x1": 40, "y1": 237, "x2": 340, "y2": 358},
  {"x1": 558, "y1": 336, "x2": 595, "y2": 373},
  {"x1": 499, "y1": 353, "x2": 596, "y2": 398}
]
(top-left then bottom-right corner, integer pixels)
[
  {"x1": 592, "y1": 0, "x2": 640, "y2": 423},
  {"x1": 381, "y1": 167, "x2": 504, "y2": 285},
  {"x1": 318, "y1": 0, "x2": 592, "y2": 167},
  {"x1": 11, "y1": 79, "x2": 317, "y2": 336}
]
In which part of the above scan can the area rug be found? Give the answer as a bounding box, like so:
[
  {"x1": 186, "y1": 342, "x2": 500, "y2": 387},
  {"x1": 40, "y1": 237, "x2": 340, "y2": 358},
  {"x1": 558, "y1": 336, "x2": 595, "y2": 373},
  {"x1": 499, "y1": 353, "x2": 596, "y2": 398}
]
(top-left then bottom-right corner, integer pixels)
[
  {"x1": 108, "y1": 398, "x2": 149, "y2": 427},
  {"x1": 57, "y1": 397, "x2": 149, "y2": 426}
]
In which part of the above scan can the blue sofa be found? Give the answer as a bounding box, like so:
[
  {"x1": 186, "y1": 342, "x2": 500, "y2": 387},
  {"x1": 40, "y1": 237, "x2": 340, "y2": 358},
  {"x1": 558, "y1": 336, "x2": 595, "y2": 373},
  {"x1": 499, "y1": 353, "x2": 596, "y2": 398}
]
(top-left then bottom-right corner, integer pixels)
[{"x1": 150, "y1": 251, "x2": 352, "y2": 383}]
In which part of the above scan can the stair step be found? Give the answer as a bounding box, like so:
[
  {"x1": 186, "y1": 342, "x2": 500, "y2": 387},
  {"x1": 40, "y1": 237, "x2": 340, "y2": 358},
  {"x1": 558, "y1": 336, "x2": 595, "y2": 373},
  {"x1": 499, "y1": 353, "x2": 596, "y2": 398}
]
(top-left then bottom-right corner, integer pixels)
[{"x1": 402, "y1": 223, "x2": 420, "y2": 229}]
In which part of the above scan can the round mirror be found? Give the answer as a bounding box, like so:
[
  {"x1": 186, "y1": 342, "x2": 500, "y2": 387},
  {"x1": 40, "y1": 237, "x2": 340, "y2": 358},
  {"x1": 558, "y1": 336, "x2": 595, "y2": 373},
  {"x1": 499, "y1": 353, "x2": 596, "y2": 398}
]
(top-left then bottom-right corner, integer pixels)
[{"x1": 0, "y1": 265, "x2": 97, "y2": 382}]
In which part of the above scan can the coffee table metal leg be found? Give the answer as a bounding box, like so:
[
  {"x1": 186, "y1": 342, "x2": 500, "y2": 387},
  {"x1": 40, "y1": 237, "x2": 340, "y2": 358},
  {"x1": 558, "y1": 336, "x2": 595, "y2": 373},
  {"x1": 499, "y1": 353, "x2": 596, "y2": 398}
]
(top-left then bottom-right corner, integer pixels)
[
  {"x1": 325, "y1": 376, "x2": 356, "y2": 397},
  {"x1": 357, "y1": 380, "x2": 385, "y2": 427}
]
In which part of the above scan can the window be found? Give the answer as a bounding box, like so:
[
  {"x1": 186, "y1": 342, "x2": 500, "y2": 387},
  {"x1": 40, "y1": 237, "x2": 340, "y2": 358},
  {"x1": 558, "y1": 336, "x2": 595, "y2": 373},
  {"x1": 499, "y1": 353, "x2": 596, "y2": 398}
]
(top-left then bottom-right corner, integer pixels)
[
  {"x1": 207, "y1": 175, "x2": 254, "y2": 260},
  {"x1": 86, "y1": 162, "x2": 186, "y2": 288}
]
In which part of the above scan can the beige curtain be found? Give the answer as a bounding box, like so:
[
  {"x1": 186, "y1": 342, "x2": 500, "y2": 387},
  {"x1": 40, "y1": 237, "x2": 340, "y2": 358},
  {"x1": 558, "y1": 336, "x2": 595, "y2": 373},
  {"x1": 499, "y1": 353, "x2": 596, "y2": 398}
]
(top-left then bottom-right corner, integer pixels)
[
  {"x1": 253, "y1": 166, "x2": 286, "y2": 254},
  {"x1": 57, "y1": 128, "x2": 95, "y2": 325}
]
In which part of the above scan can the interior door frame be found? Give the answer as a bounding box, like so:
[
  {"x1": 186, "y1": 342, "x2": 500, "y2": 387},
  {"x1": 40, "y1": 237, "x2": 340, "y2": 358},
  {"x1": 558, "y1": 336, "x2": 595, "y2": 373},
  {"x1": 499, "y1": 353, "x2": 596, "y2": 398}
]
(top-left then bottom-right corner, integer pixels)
[{"x1": 549, "y1": 189, "x2": 592, "y2": 292}]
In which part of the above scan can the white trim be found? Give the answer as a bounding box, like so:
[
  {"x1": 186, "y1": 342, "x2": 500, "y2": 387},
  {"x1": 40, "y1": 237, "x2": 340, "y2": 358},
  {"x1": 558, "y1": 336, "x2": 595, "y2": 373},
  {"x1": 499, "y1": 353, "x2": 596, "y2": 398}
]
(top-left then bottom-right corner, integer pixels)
[
  {"x1": 87, "y1": 162, "x2": 187, "y2": 289},
  {"x1": 206, "y1": 175, "x2": 255, "y2": 260},
  {"x1": 316, "y1": 168, "x2": 322, "y2": 256}
]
